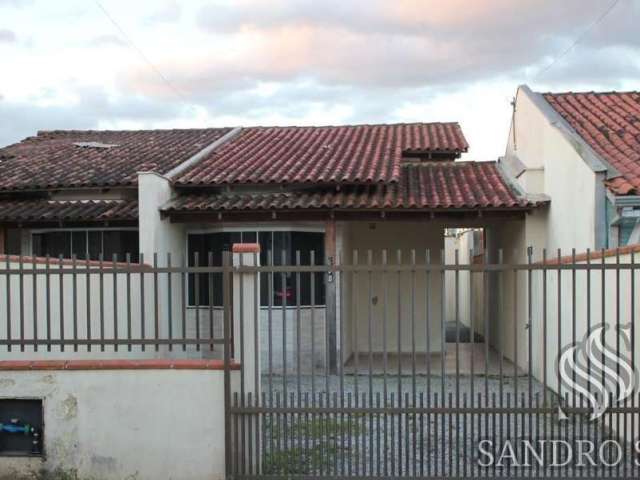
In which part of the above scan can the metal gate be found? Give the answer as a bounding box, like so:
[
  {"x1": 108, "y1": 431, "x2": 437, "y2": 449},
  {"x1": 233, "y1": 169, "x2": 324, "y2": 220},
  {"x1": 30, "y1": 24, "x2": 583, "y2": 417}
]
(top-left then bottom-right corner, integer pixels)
[{"x1": 224, "y1": 248, "x2": 640, "y2": 479}]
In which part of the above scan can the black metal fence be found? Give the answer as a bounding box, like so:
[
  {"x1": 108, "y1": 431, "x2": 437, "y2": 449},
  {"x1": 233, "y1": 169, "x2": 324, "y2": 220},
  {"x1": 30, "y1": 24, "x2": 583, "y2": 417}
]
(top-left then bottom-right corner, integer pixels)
[{"x1": 1, "y1": 248, "x2": 639, "y2": 479}]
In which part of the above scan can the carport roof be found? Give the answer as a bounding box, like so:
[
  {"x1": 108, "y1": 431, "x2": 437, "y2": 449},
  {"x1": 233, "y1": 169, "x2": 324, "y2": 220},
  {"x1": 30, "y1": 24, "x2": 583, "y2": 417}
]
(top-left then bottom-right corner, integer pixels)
[{"x1": 163, "y1": 161, "x2": 544, "y2": 216}]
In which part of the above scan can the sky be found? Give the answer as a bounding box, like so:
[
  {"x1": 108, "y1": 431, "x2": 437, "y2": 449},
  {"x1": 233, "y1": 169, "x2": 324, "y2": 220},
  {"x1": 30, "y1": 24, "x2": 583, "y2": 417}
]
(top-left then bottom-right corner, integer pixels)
[{"x1": 0, "y1": 0, "x2": 639, "y2": 160}]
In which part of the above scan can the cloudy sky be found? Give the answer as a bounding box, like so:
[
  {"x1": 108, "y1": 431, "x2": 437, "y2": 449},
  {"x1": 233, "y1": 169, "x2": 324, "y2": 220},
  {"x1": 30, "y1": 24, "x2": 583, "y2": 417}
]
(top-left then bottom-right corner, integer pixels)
[{"x1": 0, "y1": 0, "x2": 638, "y2": 159}]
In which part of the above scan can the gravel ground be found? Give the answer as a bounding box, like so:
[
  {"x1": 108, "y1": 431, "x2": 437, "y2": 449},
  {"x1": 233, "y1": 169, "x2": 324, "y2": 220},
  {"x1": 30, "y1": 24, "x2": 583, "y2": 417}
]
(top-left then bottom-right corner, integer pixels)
[{"x1": 257, "y1": 374, "x2": 638, "y2": 477}]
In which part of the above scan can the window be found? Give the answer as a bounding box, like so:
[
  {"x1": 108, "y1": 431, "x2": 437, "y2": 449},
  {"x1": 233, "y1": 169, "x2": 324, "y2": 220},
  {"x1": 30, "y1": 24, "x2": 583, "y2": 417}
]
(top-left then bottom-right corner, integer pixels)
[
  {"x1": 188, "y1": 230, "x2": 325, "y2": 307},
  {"x1": 32, "y1": 230, "x2": 139, "y2": 263}
]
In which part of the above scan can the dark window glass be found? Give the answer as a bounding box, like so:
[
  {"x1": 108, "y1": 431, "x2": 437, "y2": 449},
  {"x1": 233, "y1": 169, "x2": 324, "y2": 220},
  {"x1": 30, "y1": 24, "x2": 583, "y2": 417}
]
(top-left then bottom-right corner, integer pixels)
[
  {"x1": 102, "y1": 231, "x2": 139, "y2": 263},
  {"x1": 71, "y1": 231, "x2": 87, "y2": 260},
  {"x1": 88, "y1": 231, "x2": 102, "y2": 260},
  {"x1": 32, "y1": 232, "x2": 71, "y2": 258}
]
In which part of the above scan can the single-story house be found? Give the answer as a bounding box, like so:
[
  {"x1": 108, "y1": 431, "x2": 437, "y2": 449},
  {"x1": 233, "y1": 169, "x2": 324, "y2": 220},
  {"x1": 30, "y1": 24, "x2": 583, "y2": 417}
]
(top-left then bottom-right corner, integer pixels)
[{"x1": 0, "y1": 122, "x2": 547, "y2": 369}]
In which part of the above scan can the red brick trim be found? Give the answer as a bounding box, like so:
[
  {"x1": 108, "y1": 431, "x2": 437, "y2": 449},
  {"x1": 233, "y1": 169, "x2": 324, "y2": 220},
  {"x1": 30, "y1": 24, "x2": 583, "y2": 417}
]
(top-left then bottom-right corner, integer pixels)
[
  {"x1": 539, "y1": 244, "x2": 640, "y2": 265},
  {"x1": 0, "y1": 359, "x2": 240, "y2": 371},
  {"x1": 0, "y1": 255, "x2": 151, "y2": 270},
  {"x1": 232, "y1": 243, "x2": 261, "y2": 253}
]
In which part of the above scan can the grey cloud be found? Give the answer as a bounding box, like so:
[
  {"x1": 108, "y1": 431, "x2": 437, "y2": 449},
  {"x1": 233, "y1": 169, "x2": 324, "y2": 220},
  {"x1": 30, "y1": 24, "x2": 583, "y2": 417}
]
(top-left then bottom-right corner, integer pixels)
[
  {"x1": 145, "y1": 0, "x2": 181, "y2": 25},
  {"x1": 0, "y1": 88, "x2": 184, "y2": 147},
  {"x1": 0, "y1": 0, "x2": 32, "y2": 7},
  {"x1": 128, "y1": 0, "x2": 638, "y2": 102},
  {"x1": 0, "y1": 29, "x2": 16, "y2": 43}
]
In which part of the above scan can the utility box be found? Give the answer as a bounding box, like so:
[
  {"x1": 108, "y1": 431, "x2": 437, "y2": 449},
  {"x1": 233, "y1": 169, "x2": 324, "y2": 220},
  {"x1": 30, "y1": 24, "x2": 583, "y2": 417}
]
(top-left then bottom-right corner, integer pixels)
[{"x1": 0, "y1": 399, "x2": 43, "y2": 456}]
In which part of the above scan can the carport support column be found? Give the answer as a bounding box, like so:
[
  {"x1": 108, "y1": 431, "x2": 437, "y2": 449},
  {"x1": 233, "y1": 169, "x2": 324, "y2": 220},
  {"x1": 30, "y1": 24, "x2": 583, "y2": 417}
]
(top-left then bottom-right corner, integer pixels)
[
  {"x1": 325, "y1": 218, "x2": 338, "y2": 373},
  {"x1": 137, "y1": 171, "x2": 183, "y2": 260},
  {"x1": 138, "y1": 171, "x2": 184, "y2": 353}
]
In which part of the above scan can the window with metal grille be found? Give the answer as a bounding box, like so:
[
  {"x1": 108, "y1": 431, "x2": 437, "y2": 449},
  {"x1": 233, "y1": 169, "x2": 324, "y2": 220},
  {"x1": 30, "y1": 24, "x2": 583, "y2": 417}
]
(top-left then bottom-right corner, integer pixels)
[
  {"x1": 31, "y1": 229, "x2": 139, "y2": 262},
  {"x1": 187, "y1": 230, "x2": 325, "y2": 307}
]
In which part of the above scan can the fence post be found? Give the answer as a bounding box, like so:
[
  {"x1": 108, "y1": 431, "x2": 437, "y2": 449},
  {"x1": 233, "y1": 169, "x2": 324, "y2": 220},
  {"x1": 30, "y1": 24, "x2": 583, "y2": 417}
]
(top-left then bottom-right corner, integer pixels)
[
  {"x1": 232, "y1": 243, "x2": 261, "y2": 475},
  {"x1": 222, "y1": 249, "x2": 233, "y2": 479}
]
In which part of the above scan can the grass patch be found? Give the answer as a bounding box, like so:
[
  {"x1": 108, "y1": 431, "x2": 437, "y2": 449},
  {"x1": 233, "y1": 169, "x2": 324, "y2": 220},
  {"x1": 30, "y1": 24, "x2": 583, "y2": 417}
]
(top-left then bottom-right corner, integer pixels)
[
  {"x1": 263, "y1": 445, "x2": 338, "y2": 475},
  {"x1": 265, "y1": 415, "x2": 365, "y2": 438}
]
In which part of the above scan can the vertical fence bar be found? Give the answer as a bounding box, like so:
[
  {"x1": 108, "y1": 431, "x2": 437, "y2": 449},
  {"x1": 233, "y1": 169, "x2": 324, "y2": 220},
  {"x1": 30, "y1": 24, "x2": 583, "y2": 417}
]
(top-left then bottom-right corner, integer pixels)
[
  {"x1": 126, "y1": 253, "x2": 132, "y2": 352},
  {"x1": 208, "y1": 252, "x2": 214, "y2": 351},
  {"x1": 59, "y1": 254, "x2": 64, "y2": 352},
  {"x1": 112, "y1": 253, "x2": 118, "y2": 352},
  {"x1": 99, "y1": 254, "x2": 105, "y2": 352},
  {"x1": 46, "y1": 256, "x2": 51, "y2": 352},
  {"x1": 310, "y1": 250, "x2": 316, "y2": 398},
  {"x1": 85, "y1": 252, "x2": 91, "y2": 352},
  {"x1": 19, "y1": 255, "x2": 24, "y2": 352},
  {"x1": 140, "y1": 253, "x2": 146, "y2": 352},
  {"x1": 222, "y1": 250, "x2": 233, "y2": 478},
  {"x1": 31, "y1": 257, "x2": 38, "y2": 352},
  {"x1": 5, "y1": 256, "x2": 10, "y2": 352},
  {"x1": 181, "y1": 253, "x2": 187, "y2": 352},
  {"x1": 194, "y1": 251, "x2": 201, "y2": 352},
  {"x1": 167, "y1": 253, "x2": 173, "y2": 352},
  {"x1": 153, "y1": 253, "x2": 159, "y2": 352}
]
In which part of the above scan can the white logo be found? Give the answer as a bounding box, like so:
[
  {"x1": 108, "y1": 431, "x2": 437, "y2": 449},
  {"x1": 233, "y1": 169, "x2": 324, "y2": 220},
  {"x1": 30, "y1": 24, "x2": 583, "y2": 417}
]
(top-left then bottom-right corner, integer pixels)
[{"x1": 557, "y1": 323, "x2": 637, "y2": 420}]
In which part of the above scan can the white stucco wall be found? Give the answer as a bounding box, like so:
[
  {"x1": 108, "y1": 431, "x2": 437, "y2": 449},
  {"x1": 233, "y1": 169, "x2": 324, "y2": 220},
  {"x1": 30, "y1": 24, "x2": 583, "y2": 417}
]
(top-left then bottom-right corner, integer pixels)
[
  {"x1": 505, "y1": 86, "x2": 603, "y2": 253},
  {"x1": 0, "y1": 368, "x2": 235, "y2": 480}
]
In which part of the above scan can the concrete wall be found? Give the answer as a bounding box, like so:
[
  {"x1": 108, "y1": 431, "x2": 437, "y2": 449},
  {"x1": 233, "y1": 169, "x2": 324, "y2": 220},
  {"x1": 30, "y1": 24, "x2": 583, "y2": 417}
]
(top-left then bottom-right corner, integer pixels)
[
  {"x1": 346, "y1": 221, "x2": 444, "y2": 355},
  {"x1": 0, "y1": 367, "x2": 235, "y2": 480}
]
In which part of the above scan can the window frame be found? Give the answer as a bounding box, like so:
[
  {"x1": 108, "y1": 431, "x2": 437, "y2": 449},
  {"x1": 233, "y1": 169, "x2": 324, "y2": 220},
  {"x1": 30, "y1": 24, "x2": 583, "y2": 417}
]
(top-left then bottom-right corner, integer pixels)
[
  {"x1": 30, "y1": 227, "x2": 139, "y2": 261},
  {"x1": 185, "y1": 226, "x2": 326, "y2": 309}
]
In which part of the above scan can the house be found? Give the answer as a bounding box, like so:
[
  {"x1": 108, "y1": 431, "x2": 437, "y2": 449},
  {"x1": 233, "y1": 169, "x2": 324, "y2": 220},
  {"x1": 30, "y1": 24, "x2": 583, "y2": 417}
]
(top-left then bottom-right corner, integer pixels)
[
  {"x1": 450, "y1": 86, "x2": 640, "y2": 413},
  {"x1": 0, "y1": 123, "x2": 546, "y2": 370}
]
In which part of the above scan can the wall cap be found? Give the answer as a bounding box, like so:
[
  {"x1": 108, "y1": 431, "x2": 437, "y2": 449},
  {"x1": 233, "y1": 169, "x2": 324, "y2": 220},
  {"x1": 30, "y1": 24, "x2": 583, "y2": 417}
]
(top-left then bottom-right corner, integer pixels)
[
  {"x1": 536, "y1": 244, "x2": 640, "y2": 265},
  {"x1": 0, "y1": 359, "x2": 240, "y2": 371},
  {"x1": 232, "y1": 243, "x2": 261, "y2": 253}
]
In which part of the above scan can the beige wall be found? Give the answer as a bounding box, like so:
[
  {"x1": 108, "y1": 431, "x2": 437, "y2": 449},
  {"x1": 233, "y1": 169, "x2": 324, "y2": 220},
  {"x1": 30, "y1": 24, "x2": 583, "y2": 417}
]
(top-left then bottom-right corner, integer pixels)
[
  {"x1": 344, "y1": 221, "x2": 444, "y2": 356},
  {"x1": 505, "y1": 86, "x2": 602, "y2": 253}
]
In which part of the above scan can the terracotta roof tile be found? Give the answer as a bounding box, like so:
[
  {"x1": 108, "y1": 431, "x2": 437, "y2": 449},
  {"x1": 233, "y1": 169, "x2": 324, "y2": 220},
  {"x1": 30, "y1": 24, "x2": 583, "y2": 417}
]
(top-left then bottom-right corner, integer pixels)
[
  {"x1": 543, "y1": 91, "x2": 640, "y2": 195},
  {"x1": 0, "y1": 128, "x2": 232, "y2": 191},
  {"x1": 164, "y1": 161, "x2": 538, "y2": 213},
  {"x1": 175, "y1": 123, "x2": 468, "y2": 186},
  {"x1": 0, "y1": 199, "x2": 138, "y2": 222}
]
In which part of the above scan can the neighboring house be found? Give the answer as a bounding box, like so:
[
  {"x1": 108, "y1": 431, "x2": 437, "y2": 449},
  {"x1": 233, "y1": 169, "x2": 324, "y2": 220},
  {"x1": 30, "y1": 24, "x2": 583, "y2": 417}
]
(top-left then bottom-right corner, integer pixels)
[
  {"x1": 501, "y1": 85, "x2": 640, "y2": 253},
  {"x1": 0, "y1": 122, "x2": 545, "y2": 368}
]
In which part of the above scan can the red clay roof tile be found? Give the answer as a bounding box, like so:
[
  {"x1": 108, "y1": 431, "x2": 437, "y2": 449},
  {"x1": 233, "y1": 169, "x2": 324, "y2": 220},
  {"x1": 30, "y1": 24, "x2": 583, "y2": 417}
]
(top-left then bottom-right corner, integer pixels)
[
  {"x1": 543, "y1": 91, "x2": 640, "y2": 195},
  {"x1": 175, "y1": 123, "x2": 468, "y2": 186},
  {"x1": 0, "y1": 199, "x2": 138, "y2": 222},
  {"x1": 0, "y1": 128, "x2": 232, "y2": 191},
  {"x1": 164, "y1": 161, "x2": 538, "y2": 213}
]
